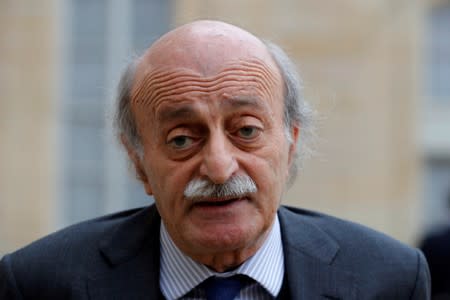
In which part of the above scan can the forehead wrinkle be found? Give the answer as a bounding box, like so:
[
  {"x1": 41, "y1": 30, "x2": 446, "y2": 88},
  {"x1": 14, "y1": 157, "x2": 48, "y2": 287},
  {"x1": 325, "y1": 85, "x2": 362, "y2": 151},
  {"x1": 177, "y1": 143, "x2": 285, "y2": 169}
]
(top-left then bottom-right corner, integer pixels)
[
  {"x1": 131, "y1": 58, "x2": 279, "y2": 102},
  {"x1": 154, "y1": 58, "x2": 279, "y2": 88},
  {"x1": 131, "y1": 68, "x2": 198, "y2": 105},
  {"x1": 140, "y1": 82, "x2": 269, "y2": 122},
  {"x1": 225, "y1": 60, "x2": 280, "y2": 87},
  {"x1": 152, "y1": 77, "x2": 270, "y2": 105},
  {"x1": 141, "y1": 61, "x2": 277, "y2": 95},
  {"x1": 132, "y1": 65, "x2": 279, "y2": 109},
  {"x1": 131, "y1": 74, "x2": 262, "y2": 117},
  {"x1": 130, "y1": 59, "x2": 283, "y2": 127}
]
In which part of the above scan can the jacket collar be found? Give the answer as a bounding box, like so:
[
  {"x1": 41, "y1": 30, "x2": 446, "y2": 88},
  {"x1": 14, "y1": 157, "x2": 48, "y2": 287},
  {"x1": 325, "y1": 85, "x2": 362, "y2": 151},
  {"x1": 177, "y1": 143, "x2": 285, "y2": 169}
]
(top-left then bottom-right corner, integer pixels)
[
  {"x1": 89, "y1": 205, "x2": 357, "y2": 299},
  {"x1": 89, "y1": 205, "x2": 163, "y2": 299},
  {"x1": 278, "y1": 206, "x2": 358, "y2": 299}
]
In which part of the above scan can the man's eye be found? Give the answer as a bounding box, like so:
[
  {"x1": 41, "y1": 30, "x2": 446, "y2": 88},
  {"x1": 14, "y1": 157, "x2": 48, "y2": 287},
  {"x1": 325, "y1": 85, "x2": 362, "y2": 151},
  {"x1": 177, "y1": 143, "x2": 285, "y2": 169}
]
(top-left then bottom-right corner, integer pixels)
[
  {"x1": 237, "y1": 126, "x2": 259, "y2": 139},
  {"x1": 168, "y1": 136, "x2": 193, "y2": 149}
]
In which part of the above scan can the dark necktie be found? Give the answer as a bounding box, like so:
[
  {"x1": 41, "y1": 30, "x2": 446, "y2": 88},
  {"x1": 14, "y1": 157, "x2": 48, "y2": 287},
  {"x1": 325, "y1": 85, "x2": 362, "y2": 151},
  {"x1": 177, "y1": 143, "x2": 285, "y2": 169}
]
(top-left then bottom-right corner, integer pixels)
[{"x1": 203, "y1": 275, "x2": 246, "y2": 300}]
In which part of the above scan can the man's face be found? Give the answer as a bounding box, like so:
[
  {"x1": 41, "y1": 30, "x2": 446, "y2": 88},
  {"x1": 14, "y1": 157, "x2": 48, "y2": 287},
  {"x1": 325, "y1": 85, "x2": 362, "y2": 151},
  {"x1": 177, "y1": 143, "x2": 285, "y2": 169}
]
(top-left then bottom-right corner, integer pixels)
[{"x1": 128, "y1": 23, "x2": 298, "y2": 270}]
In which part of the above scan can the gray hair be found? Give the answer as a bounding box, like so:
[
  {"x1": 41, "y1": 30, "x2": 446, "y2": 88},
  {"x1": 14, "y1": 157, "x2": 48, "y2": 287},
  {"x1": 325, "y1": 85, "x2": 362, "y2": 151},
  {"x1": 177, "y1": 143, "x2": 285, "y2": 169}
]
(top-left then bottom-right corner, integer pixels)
[
  {"x1": 115, "y1": 59, "x2": 141, "y2": 153},
  {"x1": 114, "y1": 41, "x2": 315, "y2": 184},
  {"x1": 262, "y1": 40, "x2": 316, "y2": 184}
]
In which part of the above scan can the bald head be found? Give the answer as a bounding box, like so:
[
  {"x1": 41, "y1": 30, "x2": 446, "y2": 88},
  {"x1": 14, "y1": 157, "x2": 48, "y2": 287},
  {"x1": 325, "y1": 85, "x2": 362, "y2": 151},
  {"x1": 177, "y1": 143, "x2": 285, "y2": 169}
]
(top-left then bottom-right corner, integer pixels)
[
  {"x1": 115, "y1": 20, "x2": 315, "y2": 185},
  {"x1": 135, "y1": 20, "x2": 279, "y2": 79}
]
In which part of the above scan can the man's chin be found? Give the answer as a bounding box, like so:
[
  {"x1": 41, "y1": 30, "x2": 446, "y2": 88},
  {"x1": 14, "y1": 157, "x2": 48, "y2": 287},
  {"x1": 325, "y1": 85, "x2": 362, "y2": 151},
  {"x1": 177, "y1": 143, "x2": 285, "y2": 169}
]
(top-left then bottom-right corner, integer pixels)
[
  {"x1": 179, "y1": 225, "x2": 268, "y2": 272},
  {"x1": 186, "y1": 222, "x2": 263, "y2": 254}
]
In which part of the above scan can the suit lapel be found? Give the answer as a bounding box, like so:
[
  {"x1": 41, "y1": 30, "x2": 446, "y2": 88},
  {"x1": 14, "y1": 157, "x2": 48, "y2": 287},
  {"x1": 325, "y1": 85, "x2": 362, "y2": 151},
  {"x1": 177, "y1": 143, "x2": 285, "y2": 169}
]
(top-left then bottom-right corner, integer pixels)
[
  {"x1": 88, "y1": 205, "x2": 164, "y2": 299},
  {"x1": 85, "y1": 205, "x2": 358, "y2": 299},
  {"x1": 278, "y1": 206, "x2": 358, "y2": 299}
]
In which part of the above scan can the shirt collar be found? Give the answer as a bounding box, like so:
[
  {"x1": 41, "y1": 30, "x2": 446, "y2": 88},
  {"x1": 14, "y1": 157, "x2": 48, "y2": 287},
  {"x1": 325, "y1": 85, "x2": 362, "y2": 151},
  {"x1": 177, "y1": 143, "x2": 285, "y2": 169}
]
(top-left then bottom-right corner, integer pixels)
[{"x1": 160, "y1": 215, "x2": 284, "y2": 300}]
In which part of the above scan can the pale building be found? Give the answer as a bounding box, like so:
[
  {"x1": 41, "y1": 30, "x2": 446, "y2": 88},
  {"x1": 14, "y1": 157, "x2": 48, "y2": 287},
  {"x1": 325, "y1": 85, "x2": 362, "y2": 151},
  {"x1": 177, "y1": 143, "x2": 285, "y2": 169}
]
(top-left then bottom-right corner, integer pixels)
[{"x1": 1, "y1": 0, "x2": 449, "y2": 255}]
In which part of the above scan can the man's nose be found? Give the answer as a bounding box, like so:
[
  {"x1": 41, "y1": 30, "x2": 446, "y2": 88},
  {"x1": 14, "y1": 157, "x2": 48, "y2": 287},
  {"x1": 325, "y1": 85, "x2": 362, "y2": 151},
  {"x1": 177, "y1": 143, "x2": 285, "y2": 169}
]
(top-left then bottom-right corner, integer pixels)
[{"x1": 199, "y1": 132, "x2": 239, "y2": 184}]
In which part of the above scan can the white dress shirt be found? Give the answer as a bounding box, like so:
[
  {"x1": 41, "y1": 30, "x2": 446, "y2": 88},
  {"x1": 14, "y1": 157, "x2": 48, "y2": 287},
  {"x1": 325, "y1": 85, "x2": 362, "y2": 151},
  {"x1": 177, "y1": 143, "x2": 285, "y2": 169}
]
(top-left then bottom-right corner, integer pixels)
[{"x1": 160, "y1": 215, "x2": 285, "y2": 300}]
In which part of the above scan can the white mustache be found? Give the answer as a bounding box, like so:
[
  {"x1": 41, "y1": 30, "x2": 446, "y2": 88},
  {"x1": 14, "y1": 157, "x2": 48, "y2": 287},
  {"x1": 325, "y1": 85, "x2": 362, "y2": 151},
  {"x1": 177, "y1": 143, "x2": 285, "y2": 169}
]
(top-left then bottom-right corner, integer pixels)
[{"x1": 184, "y1": 174, "x2": 257, "y2": 200}]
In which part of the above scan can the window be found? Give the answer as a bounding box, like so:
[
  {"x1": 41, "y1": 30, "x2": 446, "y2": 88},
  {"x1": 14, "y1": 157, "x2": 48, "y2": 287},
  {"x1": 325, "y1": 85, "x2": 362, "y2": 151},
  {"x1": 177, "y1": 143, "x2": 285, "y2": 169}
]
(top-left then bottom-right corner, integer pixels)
[
  {"x1": 426, "y1": 5, "x2": 450, "y2": 102},
  {"x1": 59, "y1": 0, "x2": 170, "y2": 226},
  {"x1": 423, "y1": 159, "x2": 450, "y2": 230},
  {"x1": 422, "y1": 3, "x2": 450, "y2": 231}
]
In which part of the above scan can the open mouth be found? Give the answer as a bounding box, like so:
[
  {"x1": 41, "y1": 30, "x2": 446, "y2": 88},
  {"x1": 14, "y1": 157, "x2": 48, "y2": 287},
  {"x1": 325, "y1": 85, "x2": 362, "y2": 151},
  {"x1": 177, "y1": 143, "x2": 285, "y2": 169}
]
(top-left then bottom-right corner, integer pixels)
[{"x1": 195, "y1": 197, "x2": 247, "y2": 207}]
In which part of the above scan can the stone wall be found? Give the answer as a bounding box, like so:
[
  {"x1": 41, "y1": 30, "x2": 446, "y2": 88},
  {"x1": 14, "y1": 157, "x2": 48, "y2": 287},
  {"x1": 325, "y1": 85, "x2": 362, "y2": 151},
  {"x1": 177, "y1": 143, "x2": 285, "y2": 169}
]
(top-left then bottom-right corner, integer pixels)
[
  {"x1": 0, "y1": 0, "x2": 57, "y2": 253},
  {"x1": 174, "y1": 0, "x2": 425, "y2": 243},
  {"x1": 0, "y1": 0, "x2": 433, "y2": 254}
]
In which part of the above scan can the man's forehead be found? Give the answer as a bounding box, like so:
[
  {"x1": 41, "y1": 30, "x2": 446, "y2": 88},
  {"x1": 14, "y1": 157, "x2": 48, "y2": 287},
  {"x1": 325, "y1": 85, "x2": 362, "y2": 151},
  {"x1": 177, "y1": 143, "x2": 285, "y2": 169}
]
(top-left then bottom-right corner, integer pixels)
[
  {"x1": 156, "y1": 95, "x2": 271, "y2": 122},
  {"x1": 129, "y1": 21, "x2": 284, "y2": 120},
  {"x1": 130, "y1": 58, "x2": 283, "y2": 116}
]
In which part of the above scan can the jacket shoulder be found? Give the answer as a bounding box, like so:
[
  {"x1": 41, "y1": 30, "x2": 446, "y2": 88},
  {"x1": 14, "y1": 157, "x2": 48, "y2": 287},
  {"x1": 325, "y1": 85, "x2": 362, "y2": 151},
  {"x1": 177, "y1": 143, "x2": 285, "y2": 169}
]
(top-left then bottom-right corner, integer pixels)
[
  {"x1": 11, "y1": 207, "x2": 147, "y2": 261},
  {"x1": 279, "y1": 205, "x2": 430, "y2": 299},
  {"x1": 0, "y1": 206, "x2": 157, "y2": 299},
  {"x1": 280, "y1": 205, "x2": 416, "y2": 259}
]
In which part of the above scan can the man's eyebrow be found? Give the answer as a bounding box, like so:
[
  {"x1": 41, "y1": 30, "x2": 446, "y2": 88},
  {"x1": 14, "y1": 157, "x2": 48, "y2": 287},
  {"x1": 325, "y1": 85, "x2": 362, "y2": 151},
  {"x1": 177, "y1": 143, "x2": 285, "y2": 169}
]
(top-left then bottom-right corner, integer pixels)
[
  {"x1": 157, "y1": 105, "x2": 198, "y2": 122},
  {"x1": 223, "y1": 96, "x2": 269, "y2": 112},
  {"x1": 157, "y1": 97, "x2": 269, "y2": 122}
]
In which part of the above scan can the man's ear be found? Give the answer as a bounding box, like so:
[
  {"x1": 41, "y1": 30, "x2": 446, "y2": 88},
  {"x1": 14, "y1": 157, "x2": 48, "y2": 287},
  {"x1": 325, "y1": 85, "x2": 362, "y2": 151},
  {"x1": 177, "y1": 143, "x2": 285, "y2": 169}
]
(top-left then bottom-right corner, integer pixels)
[
  {"x1": 120, "y1": 134, "x2": 153, "y2": 195},
  {"x1": 288, "y1": 125, "x2": 300, "y2": 166}
]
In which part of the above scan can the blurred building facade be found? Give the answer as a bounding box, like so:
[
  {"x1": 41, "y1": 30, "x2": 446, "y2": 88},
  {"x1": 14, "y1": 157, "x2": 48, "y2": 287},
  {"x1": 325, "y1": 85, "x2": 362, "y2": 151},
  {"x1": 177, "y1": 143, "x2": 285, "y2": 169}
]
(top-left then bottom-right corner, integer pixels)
[{"x1": 1, "y1": 0, "x2": 449, "y2": 254}]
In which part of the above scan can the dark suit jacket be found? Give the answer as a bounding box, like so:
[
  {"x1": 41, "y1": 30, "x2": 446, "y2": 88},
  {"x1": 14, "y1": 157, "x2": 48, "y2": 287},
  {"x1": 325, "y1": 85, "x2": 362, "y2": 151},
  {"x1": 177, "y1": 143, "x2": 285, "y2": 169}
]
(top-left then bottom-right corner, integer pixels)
[
  {"x1": 419, "y1": 226, "x2": 450, "y2": 298},
  {"x1": 0, "y1": 205, "x2": 430, "y2": 299}
]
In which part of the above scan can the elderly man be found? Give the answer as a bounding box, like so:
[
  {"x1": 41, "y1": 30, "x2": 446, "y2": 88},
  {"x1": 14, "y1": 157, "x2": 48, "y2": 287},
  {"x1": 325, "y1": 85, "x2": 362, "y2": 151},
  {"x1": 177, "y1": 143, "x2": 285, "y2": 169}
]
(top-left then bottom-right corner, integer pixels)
[{"x1": 1, "y1": 20, "x2": 430, "y2": 299}]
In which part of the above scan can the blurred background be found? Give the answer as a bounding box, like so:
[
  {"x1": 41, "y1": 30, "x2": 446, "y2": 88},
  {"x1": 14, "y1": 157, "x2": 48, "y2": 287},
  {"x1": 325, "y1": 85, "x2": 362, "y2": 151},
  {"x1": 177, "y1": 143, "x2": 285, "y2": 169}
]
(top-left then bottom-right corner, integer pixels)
[{"x1": 1, "y1": 0, "x2": 449, "y2": 255}]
